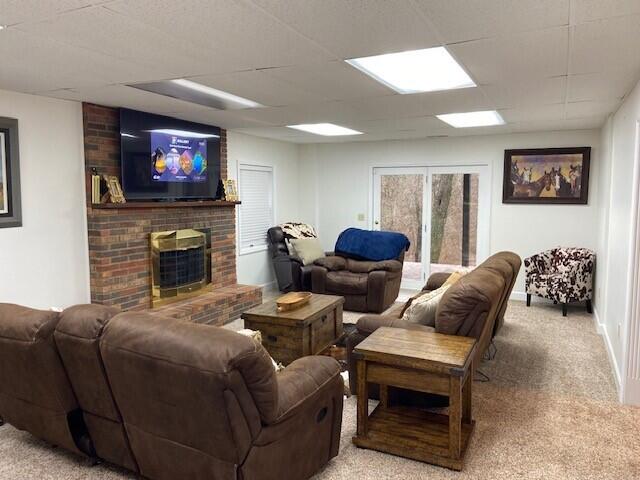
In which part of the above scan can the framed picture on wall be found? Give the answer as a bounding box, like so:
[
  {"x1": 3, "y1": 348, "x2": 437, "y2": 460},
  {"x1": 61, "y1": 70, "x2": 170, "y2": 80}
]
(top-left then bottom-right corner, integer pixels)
[
  {"x1": 503, "y1": 147, "x2": 591, "y2": 204},
  {"x1": 0, "y1": 117, "x2": 21, "y2": 228}
]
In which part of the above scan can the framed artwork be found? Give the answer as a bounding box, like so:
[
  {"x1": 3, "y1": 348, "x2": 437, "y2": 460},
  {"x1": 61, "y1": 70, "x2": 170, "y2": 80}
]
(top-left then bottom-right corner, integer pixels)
[
  {"x1": 103, "y1": 175, "x2": 126, "y2": 203},
  {"x1": 503, "y1": 147, "x2": 591, "y2": 204},
  {"x1": 0, "y1": 117, "x2": 21, "y2": 228},
  {"x1": 224, "y1": 179, "x2": 238, "y2": 201}
]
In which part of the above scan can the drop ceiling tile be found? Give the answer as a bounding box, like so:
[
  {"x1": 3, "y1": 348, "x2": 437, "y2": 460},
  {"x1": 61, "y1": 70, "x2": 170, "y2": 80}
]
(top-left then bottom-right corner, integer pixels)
[
  {"x1": 349, "y1": 116, "x2": 446, "y2": 134},
  {"x1": 105, "y1": 0, "x2": 334, "y2": 72},
  {"x1": 343, "y1": 88, "x2": 493, "y2": 121},
  {"x1": 482, "y1": 76, "x2": 567, "y2": 109},
  {"x1": 500, "y1": 104, "x2": 566, "y2": 123},
  {"x1": 186, "y1": 70, "x2": 326, "y2": 108},
  {"x1": 260, "y1": 61, "x2": 390, "y2": 102},
  {"x1": 510, "y1": 116, "x2": 605, "y2": 132},
  {"x1": 414, "y1": 0, "x2": 569, "y2": 44},
  {"x1": 0, "y1": 0, "x2": 112, "y2": 25},
  {"x1": 250, "y1": 0, "x2": 440, "y2": 58},
  {"x1": 449, "y1": 26, "x2": 569, "y2": 84},
  {"x1": 16, "y1": 6, "x2": 206, "y2": 78},
  {"x1": 0, "y1": 28, "x2": 161, "y2": 93},
  {"x1": 565, "y1": 99, "x2": 621, "y2": 119},
  {"x1": 238, "y1": 101, "x2": 364, "y2": 126},
  {"x1": 568, "y1": 72, "x2": 631, "y2": 102},
  {"x1": 569, "y1": 15, "x2": 640, "y2": 75},
  {"x1": 571, "y1": 0, "x2": 640, "y2": 24}
]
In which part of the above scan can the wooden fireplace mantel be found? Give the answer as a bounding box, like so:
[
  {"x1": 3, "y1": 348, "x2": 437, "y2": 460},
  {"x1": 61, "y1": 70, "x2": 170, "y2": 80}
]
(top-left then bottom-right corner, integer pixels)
[{"x1": 91, "y1": 200, "x2": 241, "y2": 209}]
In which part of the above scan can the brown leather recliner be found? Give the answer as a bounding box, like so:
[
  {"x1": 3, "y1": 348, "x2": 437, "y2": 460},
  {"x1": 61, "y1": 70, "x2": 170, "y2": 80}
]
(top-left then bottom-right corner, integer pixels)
[
  {"x1": 100, "y1": 311, "x2": 344, "y2": 480},
  {"x1": 0, "y1": 304, "x2": 92, "y2": 455},
  {"x1": 346, "y1": 251, "x2": 519, "y2": 395},
  {"x1": 54, "y1": 304, "x2": 138, "y2": 472},
  {"x1": 311, "y1": 252, "x2": 404, "y2": 313}
]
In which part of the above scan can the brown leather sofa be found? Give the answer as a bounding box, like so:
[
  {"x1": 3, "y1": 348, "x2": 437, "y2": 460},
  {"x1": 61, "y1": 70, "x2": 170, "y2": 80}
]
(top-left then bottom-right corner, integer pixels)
[
  {"x1": 310, "y1": 252, "x2": 404, "y2": 313},
  {"x1": 0, "y1": 303, "x2": 92, "y2": 456},
  {"x1": 346, "y1": 251, "x2": 520, "y2": 395},
  {"x1": 0, "y1": 304, "x2": 344, "y2": 480}
]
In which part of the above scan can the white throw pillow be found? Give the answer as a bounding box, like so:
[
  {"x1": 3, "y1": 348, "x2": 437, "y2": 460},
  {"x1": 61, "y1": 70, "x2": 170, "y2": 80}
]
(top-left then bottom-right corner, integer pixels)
[
  {"x1": 401, "y1": 284, "x2": 450, "y2": 326},
  {"x1": 289, "y1": 237, "x2": 326, "y2": 265}
]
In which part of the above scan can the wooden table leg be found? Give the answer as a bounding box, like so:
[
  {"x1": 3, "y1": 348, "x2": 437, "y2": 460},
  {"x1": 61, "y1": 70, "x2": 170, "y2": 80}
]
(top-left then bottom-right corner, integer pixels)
[
  {"x1": 356, "y1": 359, "x2": 369, "y2": 437},
  {"x1": 462, "y1": 361, "x2": 473, "y2": 425},
  {"x1": 379, "y1": 384, "x2": 389, "y2": 409},
  {"x1": 449, "y1": 376, "x2": 462, "y2": 459}
]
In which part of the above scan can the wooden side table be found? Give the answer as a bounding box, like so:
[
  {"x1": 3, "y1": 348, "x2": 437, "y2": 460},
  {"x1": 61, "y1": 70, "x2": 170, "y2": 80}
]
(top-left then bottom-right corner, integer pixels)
[
  {"x1": 241, "y1": 294, "x2": 344, "y2": 366},
  {"x1": 352, "y1": 327, "x2": 476, "y2": 471}
]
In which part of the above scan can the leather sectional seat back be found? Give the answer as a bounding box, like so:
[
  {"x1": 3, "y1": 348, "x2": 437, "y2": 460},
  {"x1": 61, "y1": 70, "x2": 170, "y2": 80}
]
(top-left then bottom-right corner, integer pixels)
[
  {"x1": 0, "y1": 303, "x2": 90, "y2": 455},
  {"x1": 478, "y1": 252, "x2": 522, "y2": 336},
  {"x1": 99, "y1": 311, "x2": 344, "y2": 480},
  {"x1": 99, "y1": 311, "x2": 277, "y2": 480},
  {"x1": 0, "y1": 304, "x2": 344, "y2": 480},
  {"x1": 54, "y1": 304, "x2": 138, "y2": 472}
]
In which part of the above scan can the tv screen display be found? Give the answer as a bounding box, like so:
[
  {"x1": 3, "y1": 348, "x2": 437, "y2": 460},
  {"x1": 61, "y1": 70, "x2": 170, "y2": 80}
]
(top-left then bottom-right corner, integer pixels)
[{"x1": 120, "y1": 108, "x2": 220, "y2": 200}]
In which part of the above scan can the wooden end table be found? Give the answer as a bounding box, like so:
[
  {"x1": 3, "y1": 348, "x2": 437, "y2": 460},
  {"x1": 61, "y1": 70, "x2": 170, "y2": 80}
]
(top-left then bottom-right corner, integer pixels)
[
  {"x1": 241, "y1": 293, "x2": 344, "y2": 366},
  {"x1": 352, "y1": 326, "x2": 476, "y2": 471}
]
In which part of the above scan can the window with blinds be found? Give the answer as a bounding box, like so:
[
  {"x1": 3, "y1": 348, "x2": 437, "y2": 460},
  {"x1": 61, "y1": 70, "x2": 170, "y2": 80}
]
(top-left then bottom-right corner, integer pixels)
[{"x1": 238, "y1": 164, "x2": 274, "y2": 254}]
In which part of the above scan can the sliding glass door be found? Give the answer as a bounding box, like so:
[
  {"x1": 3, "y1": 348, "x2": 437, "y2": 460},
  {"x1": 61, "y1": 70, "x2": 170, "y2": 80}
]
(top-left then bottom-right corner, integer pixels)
[{"x1": 373, "y1": 165, "x2": 489, "y2": 289}]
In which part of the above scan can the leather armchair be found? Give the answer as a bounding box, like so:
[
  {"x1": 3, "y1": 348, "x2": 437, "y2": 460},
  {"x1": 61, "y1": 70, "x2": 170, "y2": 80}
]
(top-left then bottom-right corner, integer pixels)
[
  {"x1": 524, "y1": 247, "x2": 594, "y2": 316},
  {"x1": 267, "y1": 226, "x2": 312, "y2": 292},
  {"x1": 311, "y1": 253, "x2": 404, "y2": 313}
]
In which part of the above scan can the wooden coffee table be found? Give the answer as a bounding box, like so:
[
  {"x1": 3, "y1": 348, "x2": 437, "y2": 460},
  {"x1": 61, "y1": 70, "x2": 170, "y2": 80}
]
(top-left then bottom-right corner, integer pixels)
[
  {"x1": 352, "y1": 326, "x2": 476, "y2": 471},
  {"x1": 241, "y1": 293, "x2": 344, "y2": 366}
]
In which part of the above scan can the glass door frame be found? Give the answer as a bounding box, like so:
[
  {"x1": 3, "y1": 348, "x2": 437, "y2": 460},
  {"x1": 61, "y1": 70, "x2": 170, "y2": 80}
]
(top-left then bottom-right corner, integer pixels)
[
  {"x1": 371, "y1": 164, "x2": 491, "y2": 290},
  {"x1": 372, "y1": 166, "x2": 429, "y2": 289}
]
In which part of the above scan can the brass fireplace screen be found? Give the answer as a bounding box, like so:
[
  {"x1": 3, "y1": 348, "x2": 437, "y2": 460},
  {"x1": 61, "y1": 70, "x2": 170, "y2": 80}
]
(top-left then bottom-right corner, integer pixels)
[{"x1": 150, "y1": 229, "x2": 208, "y2": 307}]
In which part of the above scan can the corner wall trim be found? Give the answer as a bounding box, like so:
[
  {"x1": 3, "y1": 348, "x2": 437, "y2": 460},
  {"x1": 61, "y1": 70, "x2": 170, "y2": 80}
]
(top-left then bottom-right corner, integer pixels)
[{"x1": 593, "y1": 306, "x2": 622, "y2": 396}]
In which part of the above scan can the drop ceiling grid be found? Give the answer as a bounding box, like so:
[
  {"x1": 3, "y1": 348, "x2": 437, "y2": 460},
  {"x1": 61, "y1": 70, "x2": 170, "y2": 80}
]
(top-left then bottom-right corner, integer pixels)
[{"x1": 0, "y1": 0, "x2": 637, "y2": 141}]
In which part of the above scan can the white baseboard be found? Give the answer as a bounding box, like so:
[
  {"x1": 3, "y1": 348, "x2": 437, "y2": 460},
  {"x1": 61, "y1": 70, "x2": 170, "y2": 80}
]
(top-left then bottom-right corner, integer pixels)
[
  {"x1": 623, "y1": 378, "x2": 640, "y2": 406},
  {"x1": 259, "y1": 281, "x2": 278, "y2": 293},
  {"x1": 593, "y1": 306, "x2": 622, "y2": 396}
]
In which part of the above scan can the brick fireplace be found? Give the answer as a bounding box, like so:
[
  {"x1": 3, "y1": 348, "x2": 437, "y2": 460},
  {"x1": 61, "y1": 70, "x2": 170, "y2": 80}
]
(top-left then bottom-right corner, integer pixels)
[{"x1": 83, "y1": 103, "x2": 261, "y2": 325}]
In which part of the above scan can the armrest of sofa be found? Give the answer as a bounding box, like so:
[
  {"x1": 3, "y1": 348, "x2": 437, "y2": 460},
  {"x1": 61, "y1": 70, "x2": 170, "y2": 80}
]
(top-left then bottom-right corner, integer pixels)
[
  {"x1": 524, "y1": 251, "x2": 553, "y2": 275},
  {"x1": 274, "y1": 356, "x2": 341, "y2": 422},
  {"x1": 423, "y1": 272, "x2": 452, "y2": 291},
  {"x1": 356, "y1": 314, "x2": 435, "y2": 336},
  {"x1": 314, "y1": 255, "x2": 346, "y2": 271},
  {"x1": 367, "y1": 259, "x2": 402, "y2": 273},
  {"x1": 273, "y1": 253, "x2": 303, "y2": 266}
]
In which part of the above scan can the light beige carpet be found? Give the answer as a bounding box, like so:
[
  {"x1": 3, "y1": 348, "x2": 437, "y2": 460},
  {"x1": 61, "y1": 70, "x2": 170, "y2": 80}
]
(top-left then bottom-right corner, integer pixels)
[{"x1": 1, "y1": 301, "x2": 639, "y2": 479}]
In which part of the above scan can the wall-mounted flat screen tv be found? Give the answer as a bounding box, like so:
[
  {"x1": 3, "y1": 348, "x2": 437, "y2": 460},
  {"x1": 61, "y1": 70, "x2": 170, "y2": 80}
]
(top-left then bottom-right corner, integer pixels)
[{"x1": 120, "y1": 108, "x2": 221, "y2": 200}]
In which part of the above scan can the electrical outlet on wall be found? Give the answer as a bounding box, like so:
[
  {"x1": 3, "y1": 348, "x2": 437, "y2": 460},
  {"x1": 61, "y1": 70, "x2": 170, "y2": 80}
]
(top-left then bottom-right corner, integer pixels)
[
  {"x1": 617, "y1": 322, "x2": 622, "y2": 338},
  {"x1": 357, "y1": 213, "x2": 365, "y2": 222}
]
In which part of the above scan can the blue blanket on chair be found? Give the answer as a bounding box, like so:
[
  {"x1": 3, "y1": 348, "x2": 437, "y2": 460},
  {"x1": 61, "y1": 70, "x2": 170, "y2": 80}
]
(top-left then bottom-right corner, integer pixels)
[{"x1": 334, "y1": 228, "x2": 410, "y2": 261}]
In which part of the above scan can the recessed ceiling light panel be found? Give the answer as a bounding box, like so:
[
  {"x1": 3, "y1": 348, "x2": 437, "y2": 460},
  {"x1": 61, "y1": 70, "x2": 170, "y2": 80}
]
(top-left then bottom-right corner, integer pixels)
[
  {"x1": 287, "y1": 123, "x2": 363, "y2": 136},
  {"x1": 129, "y1": 79, "x2": 262, "y2": 110},
  {"x1": 346, "y1": 47, "x2": 476, "y2": 94},
  {"x1": 436, "y1": 110, "x2": 505, "y2": 128}
]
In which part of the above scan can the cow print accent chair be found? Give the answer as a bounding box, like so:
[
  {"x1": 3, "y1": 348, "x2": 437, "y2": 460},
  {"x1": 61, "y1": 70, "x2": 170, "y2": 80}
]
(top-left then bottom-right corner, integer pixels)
[{"x1": 524, "y1": 247, "x2": 595, "y2": 316}]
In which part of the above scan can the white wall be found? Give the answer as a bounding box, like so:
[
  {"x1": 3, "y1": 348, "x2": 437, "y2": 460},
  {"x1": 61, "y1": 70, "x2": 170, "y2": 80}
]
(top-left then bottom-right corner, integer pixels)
[
  {"x1": 227, "y1": 131, "x2": 300, "y2": 287},
  {"x1": 0, "y1": 89, "x2": 89, "y2": 309},
  {"x1": 299, "y1": 130, "x2": 601, "y2": 294},
  {"x1": 596, "y1": 77, "x2": 640, "y2": 404}
]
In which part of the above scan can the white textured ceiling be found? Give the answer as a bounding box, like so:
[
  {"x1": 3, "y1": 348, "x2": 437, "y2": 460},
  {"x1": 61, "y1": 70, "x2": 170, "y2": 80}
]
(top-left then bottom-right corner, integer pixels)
[{"x1": 1, "y1": 0, "x2": 639, "y2": 143}]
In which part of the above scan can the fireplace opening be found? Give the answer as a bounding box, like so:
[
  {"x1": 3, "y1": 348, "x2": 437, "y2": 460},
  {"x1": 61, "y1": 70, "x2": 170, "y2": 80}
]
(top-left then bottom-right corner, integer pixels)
[{"x1": 150, "y1": 229, "x2": 210, "y2": 307}]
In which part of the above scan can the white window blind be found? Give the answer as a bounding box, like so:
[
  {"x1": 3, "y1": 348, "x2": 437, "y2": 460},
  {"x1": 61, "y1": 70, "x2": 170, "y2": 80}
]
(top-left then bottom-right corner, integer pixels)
[{"x1": 239, "y1": 164, "x2": 274, "y2": 254}]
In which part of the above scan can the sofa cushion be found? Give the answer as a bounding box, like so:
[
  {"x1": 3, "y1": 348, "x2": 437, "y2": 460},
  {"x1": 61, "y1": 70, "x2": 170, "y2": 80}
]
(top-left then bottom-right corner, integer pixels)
[
  {"x1": 402, "y1": 284, "x2": 450, "y2": 326},
  {"x1": 290, "y1": 237, "x2": 325, "y2": 265},
  {"x1": 326, "y1": 271, "x2": 368, "y2": 295}
]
